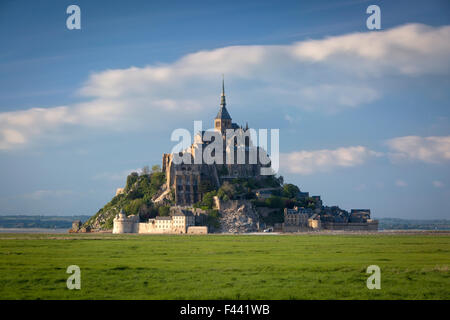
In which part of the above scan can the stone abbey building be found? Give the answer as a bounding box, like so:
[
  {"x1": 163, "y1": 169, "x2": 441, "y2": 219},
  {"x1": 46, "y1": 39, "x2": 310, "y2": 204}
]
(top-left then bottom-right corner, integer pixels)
[
  {"x1": 162, "y1": 80, "x2": 270, "y2": 206},
  {"x1": 106, "y1": 80, "x2": 378, "y2": 234}
]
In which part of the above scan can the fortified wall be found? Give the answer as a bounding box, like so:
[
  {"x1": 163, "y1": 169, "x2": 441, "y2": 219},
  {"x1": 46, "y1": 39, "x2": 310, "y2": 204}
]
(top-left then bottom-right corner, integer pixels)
[
  {"x1": 112, "y1": 211, "x2": 139, "y2": 234},
  {"x1": 112, "y1": 207, "x2": 208, "y2": 234},
  {"x1": 321, "y1": 220, "x2": 379, "y2": 231}
]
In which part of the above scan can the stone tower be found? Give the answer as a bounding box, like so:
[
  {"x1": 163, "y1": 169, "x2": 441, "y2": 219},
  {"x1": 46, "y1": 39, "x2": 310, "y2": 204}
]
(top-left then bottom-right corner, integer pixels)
[{"x1": 214, "y1": 77, "x2": 232, "y2": 134}]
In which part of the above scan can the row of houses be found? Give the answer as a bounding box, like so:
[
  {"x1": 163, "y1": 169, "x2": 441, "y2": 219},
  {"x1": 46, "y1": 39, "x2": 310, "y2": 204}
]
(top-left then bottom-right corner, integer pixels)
[
  {"x1": 112, "y1": 207, "x2": 208, "y2": 234},
  {"x1": 282, "y1": 207, "x2": 378, "y2": 232}
]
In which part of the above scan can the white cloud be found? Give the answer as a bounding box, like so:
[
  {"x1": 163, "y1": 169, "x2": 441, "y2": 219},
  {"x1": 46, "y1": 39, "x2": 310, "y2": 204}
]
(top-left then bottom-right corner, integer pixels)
[
  {"x1": 292, "y1": 23, "x2": 450, "y2": 76},
  {"x1": 432, "y1": 180, "x2": 444, "y2": 188},
  {"x1": 299, "y1": 84, "x2": 379, "y2": 112},
  {"x1": 1, "y1": 23, "x2": 449, "y2": 150},
  {"x1": 281, "y1": 146, "x2": 381, "y2": 175},
  {"x1": 387, "y1": 135, "x2": 450, "y2": 163}
]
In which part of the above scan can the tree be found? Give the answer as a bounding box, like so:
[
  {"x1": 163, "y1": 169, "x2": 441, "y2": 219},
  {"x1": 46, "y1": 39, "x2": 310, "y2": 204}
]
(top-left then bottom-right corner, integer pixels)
[
  {"x1": 141, "y1": 165, "x2": 150, "y2": 175},
  {"x1": 265, "y1": 196, "x2": 283, "y2": 208},
  {"x1": 217, "y1": 181, "x2": 235, "y2": 200},
  {"x1": 200, "y1": 191, "x2": 217, "y2": 209},
  {"x1": 207, "y1": 209, "x2": 221, "y2": 230},
  {"x1": 150, "y1": 171, "x2": 165, "y2": 193},
  {"x1": 262, "y1": 175, "x2": 282, "y2": 188},
  {"x1": 125, "y1": 172, "x2": 139, "y2": 191},
  {"x1": 124, "y1": 198, "x2": 145, "y2": 216},
  {"x1": 152, "y1": 165, "x2": 161, "y2": 173},
  {"x1": 158, "y1": 206, "x2": 170, "y2": 216},
  {"x1": 282, "y1": 184, "x2": 300, "y2": 199}
]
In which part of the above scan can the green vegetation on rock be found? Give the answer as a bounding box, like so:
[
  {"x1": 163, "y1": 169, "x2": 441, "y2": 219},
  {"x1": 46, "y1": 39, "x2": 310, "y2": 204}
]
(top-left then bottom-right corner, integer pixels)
[{"x1": 84, "y1": 166, "x2": 166, "y2": 230}]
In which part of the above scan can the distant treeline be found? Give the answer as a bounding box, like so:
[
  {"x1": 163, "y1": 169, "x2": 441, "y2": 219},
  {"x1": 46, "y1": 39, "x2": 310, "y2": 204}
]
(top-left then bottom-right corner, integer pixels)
[
  {"x1": 378, "y1": 218, "x2": 450, "y2": 230},
  {"x1": 0, "y1": 215, "x2": 91, "y2": 229}
]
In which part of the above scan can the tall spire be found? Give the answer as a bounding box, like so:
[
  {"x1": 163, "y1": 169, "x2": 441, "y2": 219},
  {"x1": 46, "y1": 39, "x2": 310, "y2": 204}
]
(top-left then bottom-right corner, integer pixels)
[
  {"x1": 220, "y1": 74, "x2": 226, "y2": 107},
  {"x1": 215, "y1": 75, "x2": 231, "y2": 120}
]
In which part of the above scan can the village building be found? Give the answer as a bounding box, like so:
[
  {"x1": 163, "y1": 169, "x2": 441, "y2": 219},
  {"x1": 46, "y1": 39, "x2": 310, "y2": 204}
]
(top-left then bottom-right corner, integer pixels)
[
  {"x1": 282, "y1": 207, "x2": 311, "y2": 232},
  {"x1": 113, "y1": 207, "x2": 206, "y2": 234}
]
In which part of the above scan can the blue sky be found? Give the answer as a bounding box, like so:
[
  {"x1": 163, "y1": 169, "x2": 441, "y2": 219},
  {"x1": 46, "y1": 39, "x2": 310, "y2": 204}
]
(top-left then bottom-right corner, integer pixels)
[{"x1": 0, "y1": 0, "x2": 449, "y2": 219}]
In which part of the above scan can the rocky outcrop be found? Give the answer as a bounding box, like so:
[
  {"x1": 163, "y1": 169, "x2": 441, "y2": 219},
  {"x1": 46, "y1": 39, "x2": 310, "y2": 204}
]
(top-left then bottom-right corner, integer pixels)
[
  {"x1": 69, "y1": 220, "x2": 82, "y2": 233},
  {"x1": 217, "y1": 199, "x2": 260, "y2": 233},
  {"x1": 85, "y1": 206, "x2": 121, "y2": 230},
  {"x1": 152, "y1": 183, "x2": 172, "y2": 204},
  {"x1": 69, "y1": 220, "x2": 91, "y2": 233}
]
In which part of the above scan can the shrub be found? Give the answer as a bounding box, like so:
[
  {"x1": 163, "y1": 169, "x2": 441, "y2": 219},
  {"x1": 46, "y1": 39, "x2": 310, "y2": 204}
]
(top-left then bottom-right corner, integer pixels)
[
  {"x1": 158, "y1": 206, "x2": 170, "y2": 216},
  {"x1": 282, "y1": 184, "x2": 300, "y2": 199},
  {"x1": 217, "y1": 181, "x2": 236, "y2": 200},
  {"x1": 152, "y1": 165, "x2": 162, "y2": 173},
  {"x1": 207, "y1": 209, "x2": 221, "y2": 229},
  {"x1": 259, "y1": 209, "x2": 284, "y2": 225},
  {"x1": 125, "y1": 172, "x2": 139, "y2": 191},
  {"x1": 203, "y1": 191, "x2": 218, "y2": 209},
  {"x1": 124, "y1": 198, "x2": 145, "y2": 216},
  {"x1": 261, "y1": 175, "x2": 283, "y2": 188},
  {"x1": 265, "y1": 196, "x2": 284, "y2": 208}
]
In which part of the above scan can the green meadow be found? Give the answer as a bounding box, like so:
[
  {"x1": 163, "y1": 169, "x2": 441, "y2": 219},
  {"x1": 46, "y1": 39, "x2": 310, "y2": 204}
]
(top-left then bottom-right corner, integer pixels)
[{"x1": 0, "y1": 233, "x2": 448, "y2": 300}]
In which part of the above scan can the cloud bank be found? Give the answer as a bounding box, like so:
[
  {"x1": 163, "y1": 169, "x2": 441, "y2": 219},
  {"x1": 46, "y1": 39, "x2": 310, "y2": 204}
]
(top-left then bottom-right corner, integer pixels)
[
  {"x1": 1, "y1": 23, "x2": 450, "y2": 150},
  {"x1": 281, "y1": 134, "x2": 450, "y2": 175},
  {"x1": 281, "y1": 146, "x2": 381, "y2": 175},
  {"x1": 387, "y1": 135, "x2": 450, "y2": 163}
]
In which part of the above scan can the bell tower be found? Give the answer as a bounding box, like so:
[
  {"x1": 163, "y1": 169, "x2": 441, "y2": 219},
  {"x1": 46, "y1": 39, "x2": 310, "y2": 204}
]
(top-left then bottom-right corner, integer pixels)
[{"x1": 214, "y1": 76, "x2": 232, "y2": 134}]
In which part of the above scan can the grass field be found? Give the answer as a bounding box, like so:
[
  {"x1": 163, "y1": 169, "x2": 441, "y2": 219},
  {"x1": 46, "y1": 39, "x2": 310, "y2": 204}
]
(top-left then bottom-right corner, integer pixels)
[{"x1": 0, "y1": 233, "x2": 449, "y2": 300}]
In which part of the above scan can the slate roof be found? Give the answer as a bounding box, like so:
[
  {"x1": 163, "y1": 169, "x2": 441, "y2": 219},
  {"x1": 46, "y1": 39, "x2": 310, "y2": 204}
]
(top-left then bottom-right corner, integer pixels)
[
  {"x1": 155, "y1": 216, "x2": 172, "y2": 220},
  {"x1": 215, "y1": 105, "x2": 232, "y2": 120},
  {"x1": 171, "y1": 209, "x2": 194, "y2": 216}
]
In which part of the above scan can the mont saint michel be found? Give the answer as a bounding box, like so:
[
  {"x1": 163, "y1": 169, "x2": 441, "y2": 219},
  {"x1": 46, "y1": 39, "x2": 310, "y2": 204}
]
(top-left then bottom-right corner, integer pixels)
[
  {"x1": 80, "y1": 81, "x2": 378, "y2": 234},
  {"x1": 1, "y1": 1, "x2": 449, "y2": 303}
]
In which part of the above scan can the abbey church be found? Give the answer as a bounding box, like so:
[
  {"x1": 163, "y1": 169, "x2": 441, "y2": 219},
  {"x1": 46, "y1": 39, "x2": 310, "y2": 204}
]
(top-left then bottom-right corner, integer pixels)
[{"x1": 162, "y1": 80, "x2": 271, "y2": 206}]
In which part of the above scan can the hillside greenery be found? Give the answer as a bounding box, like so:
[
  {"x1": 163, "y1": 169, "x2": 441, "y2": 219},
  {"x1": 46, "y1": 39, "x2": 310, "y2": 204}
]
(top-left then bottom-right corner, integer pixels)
[
  {"x1": 191, "y1": 176, "x2": 317, "y2": 226},
  {"x1": 84, "y1": 166, "x2": 168, "y2": 230},
  {"x1": 84, "y1": 166, "x2": 327, "y2": 231}
]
